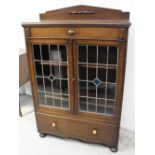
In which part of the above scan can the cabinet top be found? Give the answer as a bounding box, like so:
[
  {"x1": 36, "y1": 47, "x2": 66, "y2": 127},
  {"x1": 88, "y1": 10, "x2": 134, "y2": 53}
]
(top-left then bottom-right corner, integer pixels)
[{"x1": 22, "y1": 5, "x2": 130, "y2": 28}]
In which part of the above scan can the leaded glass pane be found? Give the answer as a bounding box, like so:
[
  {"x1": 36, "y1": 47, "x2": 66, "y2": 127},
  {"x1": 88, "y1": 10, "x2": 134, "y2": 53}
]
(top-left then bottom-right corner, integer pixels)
[
  {"x1": 79, "y1": 97, "x2": 87, "y2": 111},
  {"x1": 78, "y1": 46, "x2": 87, "y2": 62},
  {"x1": 35, "y1": 62, "x2": 42, "y2": 76},
  {"x1": 78, "y1": 45, "x2": 118, "y2": 115},
  {"x1": 79, "y1": 65, "x2": 87, "y2": 80},
  {"x1": 88, "y1": 98, "x2": 96, "y2": 112},
  {"x1": 98, "y1": 46, "x2": 107, "y2": 64},
  {"x1": 32, "y1": 44, "x2": 70, "y2": 110},
  {"x1": 108, "y1": 68, "x2": 117, "y2": 83},
  {"x1": 88, "y1": 46, "x2": 97, "y2": 63},
  {"x1": 36, "y1": 78, "x2": 44, "y2": 91},
  {"x1": 41, "y1": 45, "x2": 49, "y2": 60},
  {"x1": 107, "y1": 83, "x2": 116, "y2": 99},
  {"x1": 33, "y1": 45, "x2": 41, "y2": 60},
  {"x1": 88, "y1": 82, "x2": 96, "y2": 97},
  {"x1": 79, "y1": 81, "x2": 87, "y2": 96},
  {"x1": 108, "y1": 46, "x2": 117, "y2": 64}
]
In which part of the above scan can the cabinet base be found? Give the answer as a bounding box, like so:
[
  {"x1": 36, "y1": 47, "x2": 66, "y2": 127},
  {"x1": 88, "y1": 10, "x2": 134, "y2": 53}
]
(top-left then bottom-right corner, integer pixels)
[
  {"x1": 36, "y1": 113, "x2": 119, "y2": 151},
  {"x1": 40, "y1": 132, "x2": 118, "y2": 152}
]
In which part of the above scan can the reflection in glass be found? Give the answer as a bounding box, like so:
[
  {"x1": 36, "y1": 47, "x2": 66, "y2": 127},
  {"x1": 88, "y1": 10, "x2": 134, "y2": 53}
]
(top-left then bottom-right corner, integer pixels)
[
  {"x1": 50, "y1": 45, "x2": 58, "y2": 61},
  {"x1": 49, "y1": 45, "x2": 67, "y2": 62}
]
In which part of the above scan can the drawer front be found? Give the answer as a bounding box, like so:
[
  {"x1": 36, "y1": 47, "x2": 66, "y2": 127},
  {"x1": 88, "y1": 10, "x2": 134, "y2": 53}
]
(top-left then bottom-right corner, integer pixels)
[
  {"x1": 30, "y1": 27, "x2": 120, "y2": 40},
  {"x1": 36, "y1": 113, "x2": 118, "y2": 146}
]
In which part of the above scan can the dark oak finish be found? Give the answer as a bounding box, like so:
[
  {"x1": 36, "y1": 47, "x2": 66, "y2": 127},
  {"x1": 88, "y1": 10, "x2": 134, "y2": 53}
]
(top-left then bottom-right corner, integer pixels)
[
  {"x1": 36, "y1": 113, "x2": 118, "y2": 147},
  {"x1": 22, "y1": 5, "x2": 130, "y2": 152},
  {"x1": 29, "y1": 27, "x2": 121, "y2": 40},
  {"x1": 39, "y1": 5, "x2": 129, "y2": 21}
]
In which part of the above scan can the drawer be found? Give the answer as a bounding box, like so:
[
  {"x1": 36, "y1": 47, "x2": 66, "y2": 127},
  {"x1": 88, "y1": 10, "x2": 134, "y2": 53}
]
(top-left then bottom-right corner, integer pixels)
[
  {"x1": 36, "y1": 113, "x2": 118, "y2": 146},
  {"x1": 30, "y1": 27, "x2": 120, "y2": 40}
]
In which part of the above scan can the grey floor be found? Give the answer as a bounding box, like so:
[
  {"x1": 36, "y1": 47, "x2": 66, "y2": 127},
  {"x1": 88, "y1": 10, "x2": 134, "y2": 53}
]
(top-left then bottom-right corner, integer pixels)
[{"x1": 19, "y1": 95, "x2": 135, "y2": 155}]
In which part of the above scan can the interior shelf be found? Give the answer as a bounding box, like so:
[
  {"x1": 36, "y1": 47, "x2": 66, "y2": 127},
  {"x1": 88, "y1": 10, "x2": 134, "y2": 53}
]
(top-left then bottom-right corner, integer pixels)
[
  {"x1": 45, "y1": 94, "x2": 68, "y2": 101},
  {"x1": 35, "y1": 60, "x2": 67, "y2": 66},
  {"x1": 80, "y1": 101, "x2": 114, "y2": 109},
  {"x1": 79, "y1": 64, "x2": 117, "y2": 69}
]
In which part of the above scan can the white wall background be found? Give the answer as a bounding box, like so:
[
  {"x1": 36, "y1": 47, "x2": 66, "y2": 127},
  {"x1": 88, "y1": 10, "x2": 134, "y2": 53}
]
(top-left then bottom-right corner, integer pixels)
[{"x1": 19, "y1": 0, "x2": 135, "y2": 131}]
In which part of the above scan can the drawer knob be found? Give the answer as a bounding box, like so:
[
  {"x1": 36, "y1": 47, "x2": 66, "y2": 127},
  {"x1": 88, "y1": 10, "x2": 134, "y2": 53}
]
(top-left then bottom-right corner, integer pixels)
[
  {"x1": 92, "y1": 129, "x2": 97, "y2": 135},
  {"x1": 51, "y1": 122, "x2": 56, "y2": 128},
  {"x1": 67, "y1": 30, "x2": 76, "y2": 35}
]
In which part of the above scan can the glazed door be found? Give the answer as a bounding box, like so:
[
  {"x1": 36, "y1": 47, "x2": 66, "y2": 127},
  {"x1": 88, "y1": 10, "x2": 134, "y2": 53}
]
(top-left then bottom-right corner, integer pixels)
[
  {"x1": 28, "y1": 39, "x2": 74, "y2": 114},
  {"x1": 73, "y1": 40, "x2": 124, "y2": 123}
]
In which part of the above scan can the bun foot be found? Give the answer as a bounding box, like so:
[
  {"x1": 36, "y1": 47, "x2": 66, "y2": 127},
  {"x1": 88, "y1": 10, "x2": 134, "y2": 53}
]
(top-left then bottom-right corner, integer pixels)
[
  {"x1": 109, "y1": 147, "x2": 118, "y2": 152},
  {"x1": 39, "y1": 133, "x2": 46, "y2": 138}
]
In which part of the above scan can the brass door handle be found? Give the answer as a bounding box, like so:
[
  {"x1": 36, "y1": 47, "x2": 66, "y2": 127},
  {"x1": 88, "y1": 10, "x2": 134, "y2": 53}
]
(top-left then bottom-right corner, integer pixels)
[{"x1": 67, "y1": 30, "x2": 76, "y2": 35}]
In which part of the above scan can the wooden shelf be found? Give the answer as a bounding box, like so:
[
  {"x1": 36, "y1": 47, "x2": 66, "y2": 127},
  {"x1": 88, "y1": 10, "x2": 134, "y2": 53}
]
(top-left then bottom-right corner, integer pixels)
[
  {"x1": 81, "y1": 101, "x2": 114, "y2": 109},
  {"x1": 79, "y1": 64, "x2": 117, "y2": 69},
  {"x1": 45, "y1": 94, "x2": 68, "y2": 101},
  {"x1": 41, "y1": 61, "x2": 67, "y2": 66}
]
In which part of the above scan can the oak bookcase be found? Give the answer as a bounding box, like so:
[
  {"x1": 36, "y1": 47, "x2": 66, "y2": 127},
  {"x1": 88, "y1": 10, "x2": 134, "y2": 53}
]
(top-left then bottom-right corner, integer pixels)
[{"x1": 22, "y1": 5, "x2": 130, "y2": 152}]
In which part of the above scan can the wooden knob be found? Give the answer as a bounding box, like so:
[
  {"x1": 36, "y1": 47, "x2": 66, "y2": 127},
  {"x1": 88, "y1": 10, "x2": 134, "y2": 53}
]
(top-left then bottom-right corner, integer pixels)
[
  {"x1": 51, "y1": 122, "x2": 56, "y2": 128},
  {"x1": 92, "y1": 129, "x2": 97, "y2": 135},
  {"x1": 67, "y1": 30, "x2": 75, "y2": 35}
]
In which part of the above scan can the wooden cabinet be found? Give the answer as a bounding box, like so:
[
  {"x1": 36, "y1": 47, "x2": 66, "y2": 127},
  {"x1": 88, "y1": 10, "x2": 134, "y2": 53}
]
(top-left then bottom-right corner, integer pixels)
[{"x1": 22, "y1": 5, "x2": 130, "y2": 152}]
